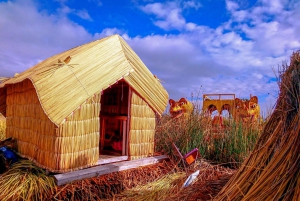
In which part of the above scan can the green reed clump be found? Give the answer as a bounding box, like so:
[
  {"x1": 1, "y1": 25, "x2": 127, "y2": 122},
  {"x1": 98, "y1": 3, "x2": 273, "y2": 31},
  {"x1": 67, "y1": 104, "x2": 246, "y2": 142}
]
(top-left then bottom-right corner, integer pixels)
[
  {"x1": 203, "y1": 121, "x2": 261, "y2": 168},
  {"x1": 155, "y1": 105, "x2": 264, "y2": 168}
]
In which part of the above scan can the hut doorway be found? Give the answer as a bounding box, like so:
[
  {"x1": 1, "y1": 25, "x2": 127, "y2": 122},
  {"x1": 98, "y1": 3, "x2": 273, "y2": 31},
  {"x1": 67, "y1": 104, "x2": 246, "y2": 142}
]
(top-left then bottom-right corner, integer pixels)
[{"x1": 99, "y1": 80, "x2": 130, "y2": 160}]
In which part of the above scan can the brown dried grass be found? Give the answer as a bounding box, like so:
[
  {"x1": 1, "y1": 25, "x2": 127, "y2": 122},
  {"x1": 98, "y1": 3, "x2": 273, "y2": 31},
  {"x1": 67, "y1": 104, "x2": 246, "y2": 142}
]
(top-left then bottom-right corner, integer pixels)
[
  {"x1": 50, "y1": 161, "x2": 173, "y2": 201},
  {"x1": 113, "y1": 160, "x2": 236, "y2": 201},
  {"x1": 49, "y1": 159, "x2": 236, "y2": 201}
]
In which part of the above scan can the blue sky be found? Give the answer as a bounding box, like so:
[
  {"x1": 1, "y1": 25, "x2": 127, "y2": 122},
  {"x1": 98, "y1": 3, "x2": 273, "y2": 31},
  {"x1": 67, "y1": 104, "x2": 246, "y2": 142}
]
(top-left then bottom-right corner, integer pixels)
[{"x1": 1, "y1": 0, "x2": 300, "y2": 116}]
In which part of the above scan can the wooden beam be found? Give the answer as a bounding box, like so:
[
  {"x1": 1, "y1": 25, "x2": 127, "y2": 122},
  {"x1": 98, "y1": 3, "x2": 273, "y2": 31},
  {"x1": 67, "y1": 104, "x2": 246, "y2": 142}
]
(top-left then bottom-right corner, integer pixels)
[
  {"x1": 54, "y1": 155, "x2": 169, "y2": 186},
  {"x1": 97, "y1": 155, "x2": 128, "y2": 165}
]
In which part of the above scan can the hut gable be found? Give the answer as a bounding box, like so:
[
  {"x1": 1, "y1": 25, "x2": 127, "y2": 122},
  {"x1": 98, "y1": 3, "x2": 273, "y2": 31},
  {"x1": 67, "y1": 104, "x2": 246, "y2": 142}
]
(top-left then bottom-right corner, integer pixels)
[{"x1": 0, "y1": 35, "x2": 168, "y2": 126}]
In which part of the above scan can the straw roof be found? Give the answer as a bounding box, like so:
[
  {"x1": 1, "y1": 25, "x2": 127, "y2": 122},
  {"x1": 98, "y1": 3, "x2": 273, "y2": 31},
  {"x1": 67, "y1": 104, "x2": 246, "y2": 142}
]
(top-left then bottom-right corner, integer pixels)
[{"x1": 0, "y1": 35, "x2": 168, "y2": 126}]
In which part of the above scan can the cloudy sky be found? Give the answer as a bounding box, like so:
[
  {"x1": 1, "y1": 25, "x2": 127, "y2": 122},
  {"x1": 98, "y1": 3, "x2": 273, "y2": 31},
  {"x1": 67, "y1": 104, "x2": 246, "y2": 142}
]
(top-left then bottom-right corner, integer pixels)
[{"x1": 0, "y1": 0, "x2": 299, "y2": 116}]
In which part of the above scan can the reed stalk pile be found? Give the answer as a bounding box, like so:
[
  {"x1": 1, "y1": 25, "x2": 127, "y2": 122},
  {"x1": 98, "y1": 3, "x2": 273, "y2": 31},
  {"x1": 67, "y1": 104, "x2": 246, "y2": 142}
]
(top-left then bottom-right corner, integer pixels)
[
  {"x1": 215, "y1": 51, "x2": 300, "y2": 201},
  {"x1": 0, "y1": 160, "x2": 56, "y2": 201}
]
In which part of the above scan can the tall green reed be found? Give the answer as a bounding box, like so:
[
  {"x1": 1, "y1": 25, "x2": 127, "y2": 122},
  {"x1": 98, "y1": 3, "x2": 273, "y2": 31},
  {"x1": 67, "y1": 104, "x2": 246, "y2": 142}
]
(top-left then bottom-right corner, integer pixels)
[{"x1": 155, "y1": 102, "x2": 263, "y2": 169}]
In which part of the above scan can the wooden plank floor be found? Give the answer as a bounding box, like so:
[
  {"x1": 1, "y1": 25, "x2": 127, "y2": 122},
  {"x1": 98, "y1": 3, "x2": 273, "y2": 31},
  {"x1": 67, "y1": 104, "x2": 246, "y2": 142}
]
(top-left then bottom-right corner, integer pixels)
[
  {"x1": 97, "y1": 155, "x2": 128, "y2": 165},
  {"x1": 54, "y1": 155, "x2": 169, "y2": 186}
]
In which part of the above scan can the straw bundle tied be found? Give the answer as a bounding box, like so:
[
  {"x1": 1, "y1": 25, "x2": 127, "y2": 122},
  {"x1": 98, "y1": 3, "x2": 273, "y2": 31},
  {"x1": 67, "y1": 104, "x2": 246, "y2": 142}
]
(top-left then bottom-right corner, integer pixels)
[{"x1": 215, "y1": 51, "x2": 300, "y2": 201}]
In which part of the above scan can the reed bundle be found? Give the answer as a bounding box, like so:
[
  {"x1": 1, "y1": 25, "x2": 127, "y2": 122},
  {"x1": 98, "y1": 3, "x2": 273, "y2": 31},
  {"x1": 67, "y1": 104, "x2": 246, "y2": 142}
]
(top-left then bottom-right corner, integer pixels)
[
  {"x1": 0, "y1": 160, "x2": 56, "y2": 201},
  {"x1": 215, "y1": 51, "x2": 300, "y2": 201}
]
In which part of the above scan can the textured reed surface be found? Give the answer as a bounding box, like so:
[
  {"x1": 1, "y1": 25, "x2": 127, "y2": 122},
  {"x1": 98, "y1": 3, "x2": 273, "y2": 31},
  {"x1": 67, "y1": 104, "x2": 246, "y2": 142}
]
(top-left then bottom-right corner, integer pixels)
[
  {"x1": 2, "y1": 77, "x2": 163, "y2": 172},
  {"x1": 0, "y1": 34, "x2": 168, "y2": 125},
  {"x1": 4, "y1": 79, "x2": 100, "y2": 172},
  {"x1": 0, "y1": 160, "x2": 56, "y2": 201},
  {"x1": 54, "y1": 93, "x2": 101, "y2": 172},
  {"x1": 214, "y1": 51, "x2": 300, "y2": 201},
  {"x1": 129, "y1": 92, "x2": 156, "y2": 159},
  {"x1": 0, "y1": 114, "x2": 5, "y2": 140},
  {"x1": 0, "y1": 34, "x2": 169, "y2": 173}
]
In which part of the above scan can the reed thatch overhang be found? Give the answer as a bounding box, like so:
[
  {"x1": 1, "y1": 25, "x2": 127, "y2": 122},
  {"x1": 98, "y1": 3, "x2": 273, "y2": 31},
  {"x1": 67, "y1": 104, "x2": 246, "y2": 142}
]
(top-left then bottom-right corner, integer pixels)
[{"x1": 0, "y1": 34, "x2": 169, "y2": 126}]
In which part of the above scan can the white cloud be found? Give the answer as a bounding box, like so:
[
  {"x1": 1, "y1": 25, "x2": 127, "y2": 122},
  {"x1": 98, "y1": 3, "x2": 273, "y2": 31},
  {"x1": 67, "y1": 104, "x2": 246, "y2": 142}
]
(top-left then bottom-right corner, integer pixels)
[
  {"x1": 260, "y1": 0, "x2": 284, "y2": 14},
  {"x1": 133, "y1": 0, "x2": 300, "y2": 112},
  {"x1": 1, "y1": 0, "x2": 299, "y2": 114},
  {"x1": 226, "y1": 0, "x2": 239, "y2": 12},
  {"x1": 126, "y1": 34, "x2": 266, "y2": 101},
  {"x1": 75, "y1": 9, "x2": 93, "y2": 21},
  {"x1": 94, "y1": 28, "x2": 125, "y2": 39},
  {"x1": 57, "y1": 6, "x2": 93, "y2": 21},
  {"x1": 185, "y1": 22, "x2": 197, "y2": 31},
  {"x1": 182, "y1": 1, "x2": 202, "y2": 10},
  {"x1": 58, "y1": 5, "x2": 72, "y2": 15},
  {"x1": 0, "y1": 0, "x2": 93, "y2": 76},
  {"x1": 232, "y1": 10, "x2": 248, "y2": 22},
  {"x1": 155, "y1": 9, "x2": 186, "y2": 30},
  {"x1": 141, "y1": 2, "x2": 170, "y2": 18},
  {"x1": 140, "y1": 2, "x2": 187, "y2": 30}
]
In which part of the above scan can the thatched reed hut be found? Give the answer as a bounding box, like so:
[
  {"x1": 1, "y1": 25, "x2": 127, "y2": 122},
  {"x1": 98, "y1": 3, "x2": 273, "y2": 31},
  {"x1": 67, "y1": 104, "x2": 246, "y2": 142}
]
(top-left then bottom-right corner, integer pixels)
[{"x1": 0, "y1": 34, "x2": 169, "y2": 173}]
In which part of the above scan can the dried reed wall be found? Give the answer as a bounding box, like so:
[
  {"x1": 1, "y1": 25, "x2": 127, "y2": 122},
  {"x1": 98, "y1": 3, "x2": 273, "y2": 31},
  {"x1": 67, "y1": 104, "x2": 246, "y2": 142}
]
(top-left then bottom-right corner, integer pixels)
[
  {"x1": 57, "y1": 93, "x2": 101, "y2": 172},
  {"x1": 5, "y1": 79, "x2": 58, "y2": 170},
  {"x1": 129, "y1": 92, "x2": 156, "y2": 160},
  {"x1": 6, "y1": 79, "x2": 101, "y2": 172}
]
